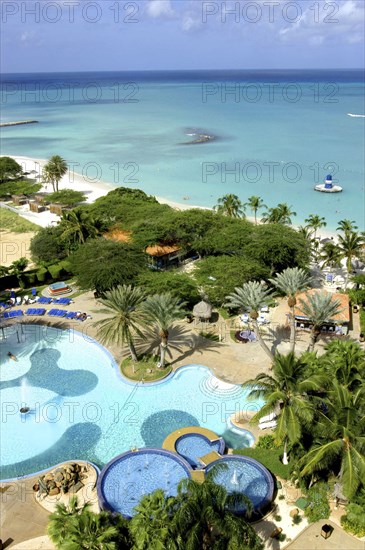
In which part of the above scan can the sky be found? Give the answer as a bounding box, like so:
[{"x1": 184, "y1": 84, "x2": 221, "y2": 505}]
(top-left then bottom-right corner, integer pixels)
[{"x1": 0, "y1": 0, "x2": 364, "y2": 73}]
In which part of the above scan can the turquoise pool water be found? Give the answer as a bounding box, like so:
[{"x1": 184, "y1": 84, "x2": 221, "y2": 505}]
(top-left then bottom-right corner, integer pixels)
[{"x1": 0, "y1": 325, "x2": 262, "y2": 480}]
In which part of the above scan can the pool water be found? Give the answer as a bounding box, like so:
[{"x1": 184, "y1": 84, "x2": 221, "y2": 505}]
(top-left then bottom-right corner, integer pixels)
[
  {"x1": 98, "y1": 449, "x2": 191, "y2": 517},
  {"x1": 175, "y1": 434, "x2": 225, "y2": 467},
  {"x1": 0, "y1": 326, "x2": 263, "y2": 480}
]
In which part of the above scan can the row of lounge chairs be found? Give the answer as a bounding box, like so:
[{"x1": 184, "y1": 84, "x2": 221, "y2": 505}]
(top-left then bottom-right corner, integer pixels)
[
  {"x1": 0, "y1": 297, "x2": 73, "y2": 308},
  {"x1": 26, "y1": 309, "x2": 46, "y2": 316},
  {"x1": 37, "y1": 297, "x2": 72, "y2": 305},
  {"x1": 2, "y1": 309, "x2": 89, "y2": 321}
]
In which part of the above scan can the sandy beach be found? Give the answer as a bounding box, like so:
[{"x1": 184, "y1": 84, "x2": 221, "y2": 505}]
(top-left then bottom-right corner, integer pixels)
[{"x1": 2, "y1": 155, "x2": 339, "y2": 240}]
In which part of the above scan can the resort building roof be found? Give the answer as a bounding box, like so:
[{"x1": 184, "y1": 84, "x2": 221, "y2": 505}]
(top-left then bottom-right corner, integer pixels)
[
  {"x1": 294, "y1": 289, "x2": 350, "y2": 324},
  {"x1": 145, "y1": 244, "x2": 182, "y2": 257}
]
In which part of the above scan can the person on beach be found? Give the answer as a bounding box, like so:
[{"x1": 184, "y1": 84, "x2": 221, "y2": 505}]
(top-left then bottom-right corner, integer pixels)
[{"x1": 7, "y1": 352, "x2": 17, "y2": 361}]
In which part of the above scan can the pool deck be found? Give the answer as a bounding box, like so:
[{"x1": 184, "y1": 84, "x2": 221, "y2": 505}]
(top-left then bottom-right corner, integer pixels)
[{"x1": 285, "y1": 519, "x2": 364, "y2": 550}]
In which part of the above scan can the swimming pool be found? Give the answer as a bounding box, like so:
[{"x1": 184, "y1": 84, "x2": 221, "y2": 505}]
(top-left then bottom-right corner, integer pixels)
[{"x1": 0, "y1": 325, "x2": 263, "y2": 480}]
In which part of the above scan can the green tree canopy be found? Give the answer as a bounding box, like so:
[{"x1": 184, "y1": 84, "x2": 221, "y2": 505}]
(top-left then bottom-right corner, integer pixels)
[
  {"x1": 0, "y1": 156, "x2": 23, "y2": 182},
  {"x1": 136, "y1": 271, "x2": 200, "y2": 309},
  {"x1": 47, "y1": 189, "x2": 87, "y2": 206},
  {"x1": 30, "y1": 225, "x2": 69, "y2": 264},
  {"x1": 195, "y1": 255, "x2": 269, "y2": 306},
  {"x1": 69, "y1": 239, "x2": 147, "y2": 292}
]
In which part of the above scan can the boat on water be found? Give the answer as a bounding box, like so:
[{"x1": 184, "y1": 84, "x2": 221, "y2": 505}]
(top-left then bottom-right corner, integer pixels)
[{"x1": 315, "y1": 174, "x2": 342, "y2": 193}]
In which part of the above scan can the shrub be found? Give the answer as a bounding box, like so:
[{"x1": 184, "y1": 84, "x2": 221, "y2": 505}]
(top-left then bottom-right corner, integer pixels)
[
  {"x1": 292, "y1": 514, "x2": 302, "y2": 525},
  {"x1": 277, "y1": 533, "x2": 286, "y2": 542},
  {"x1": 274, "y1": 514, "x2": 282, "y2": 522},
  {"x1": 341, "y1": 503, "x2": 365, "y2": 537},
  {"x1": 21, "y1": 269, "x2": 37, "y2": 286},
  {"x1": 36, "y1": 267, "x2": 49, "y2": 283},
  {"x1": 48, "y1": 264, "x2": 63, "y2": 280},
  {"x1": 256, "y1": 435, "x2": 276, "y2": 450},
  {"x1": 304, "y1": 484, "x2": 330, "y2": 523}
]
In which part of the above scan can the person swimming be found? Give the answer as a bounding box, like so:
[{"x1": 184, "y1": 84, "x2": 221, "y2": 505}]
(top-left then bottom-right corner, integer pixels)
[{"x1": 7, "y1": 352, "x2": 17, "y2": 361}]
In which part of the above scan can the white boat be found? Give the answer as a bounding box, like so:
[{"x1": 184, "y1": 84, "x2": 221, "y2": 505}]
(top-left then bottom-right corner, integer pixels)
[{"x1": 315, "y1": 174, "x2": 342, "y2": 193}]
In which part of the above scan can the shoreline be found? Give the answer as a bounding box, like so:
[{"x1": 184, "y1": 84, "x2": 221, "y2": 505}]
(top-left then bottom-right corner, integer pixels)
[{"x1": 4, "y1": 155, "x2": 338, "y2": 239}]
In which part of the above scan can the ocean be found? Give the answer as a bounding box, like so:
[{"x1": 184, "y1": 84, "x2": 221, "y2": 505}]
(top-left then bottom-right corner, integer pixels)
[{"x1": 0, "y1": 69, "x2": 364, "y2": 230}]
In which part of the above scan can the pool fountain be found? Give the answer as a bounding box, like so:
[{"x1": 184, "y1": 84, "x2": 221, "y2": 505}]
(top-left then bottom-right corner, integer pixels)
[
  {"x1": 231, "y1": 469, "x2": 239, "y2": 486},
  {"x1": 20, "y1": 378, "x2": 31, "y2": 414}
]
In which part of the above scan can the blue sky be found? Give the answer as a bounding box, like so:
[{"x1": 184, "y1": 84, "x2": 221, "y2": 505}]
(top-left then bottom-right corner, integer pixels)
[{"x1": 1, "y1": 0, "x2": 364, "y2": 72}]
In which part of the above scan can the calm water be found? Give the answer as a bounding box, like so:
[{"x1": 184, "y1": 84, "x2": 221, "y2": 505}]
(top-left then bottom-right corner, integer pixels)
[
  {"x1": 1, "y1": 70, "x2": 364, "y2": 229},
  {"x1": 0, "y1": 326, "x2": 260, "y2": 480}
]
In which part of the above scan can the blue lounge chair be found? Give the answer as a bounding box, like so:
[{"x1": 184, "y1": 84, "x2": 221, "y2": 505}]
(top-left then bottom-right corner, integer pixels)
[
  {"x1": 38, "y1": 297, "x2": 52, "y2": 304},
  {"x1": 54, "y1": 298, "x2": 72, "y2": 305},
  {"x1": 35, "y1": 309, "x2": 46, "y2": 315},
  {"x1": 48, "y1": 309, "x2": 57, "y2": 316},
  {"x1": 55, "y1": 310, "x2": 67, "y2": 317},
  {"x1": 4, "y1": 310, "x2": 23, "y2": 318},
  {"x1": 65, "y1": 311, "x2": 77, "y2": 319},
  {"x1": 25, "y1": 308, "x2": 35, "y2": 316}
]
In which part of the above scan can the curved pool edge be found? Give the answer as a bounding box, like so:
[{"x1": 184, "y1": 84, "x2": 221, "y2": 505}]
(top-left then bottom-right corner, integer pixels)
[
  {"x1": 226, "y1": 417, "x2": 256, "y2": 447},
  {"x1": 97, "y1": 447, "x2": 193, "y2": 517},
  {"x1": 0, "y1": 459, "x2": 100, "y2": 484}
]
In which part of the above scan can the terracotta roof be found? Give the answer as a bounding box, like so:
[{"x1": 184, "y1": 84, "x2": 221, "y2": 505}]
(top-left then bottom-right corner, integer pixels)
[
  {"x1": 145, "y1": 244, "x2": 181, "y2": 257},
  {"x1": 104, "y1": 229, "x2": 132, "y2": 243},
  {"x1": 295, "y1": 289, "x2": 350, "y2": 323}
]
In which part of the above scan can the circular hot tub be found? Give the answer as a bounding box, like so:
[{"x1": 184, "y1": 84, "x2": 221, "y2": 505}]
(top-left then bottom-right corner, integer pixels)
[{"x1": 97, "y1": 448, "x2": 192, "y2": 517}]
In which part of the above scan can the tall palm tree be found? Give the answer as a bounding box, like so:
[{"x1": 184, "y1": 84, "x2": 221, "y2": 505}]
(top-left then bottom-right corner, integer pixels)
[
  {"x1": 298, "y1": 291, "x2": 343, "y2": 351},
  {"x1": 304, "y1": 214, "x2": 327, "y2": 239},
  {"x1": 214, "y1": 194, "x2": 245, "y2": 218},
  {"x1": 93, "y1": 285, "x2": 146, "y2": 362},
  {"x1": 129, "y1": 490, "x2": 177, "y2": 550},
  {"x1": 142, "y1": 293, "x2": 186, "y2": 367},
  {"x1": 225, "y1": 281, "x2": 274, "y2": 361},
  {"x1": 337, "y1": 219, "x2": 358, "y2": 236},
  {"x1": 60, "y1": 210, "x2": 102, "y2": 245},
  {"x1": 319, "y1": 241, "x2": 342, "y2": 269},
  {"x1": 261, "y1": 203, "x2": 296, "y2": 225},
  {"x1": 245, "y1": 195, "x2": 266, "y2": 224},
  {"x1": 173, "y1": 467, "x2": 262, "y2": 550},
  {"x1": 300, "y1": 383, "x2": 365, "y2": 499},
  {"x1": 43, "y1": 155, "x2": 68, "y2": 192},
  {"x1": 337, "y1": 231, "x2": 365, "y2": 289},
  {"x1": 269, "y1": 267, "x2": 312, "y2": 352},
  {"x1": 242, "y1": 353, "x2": 325, "y2": 464}
]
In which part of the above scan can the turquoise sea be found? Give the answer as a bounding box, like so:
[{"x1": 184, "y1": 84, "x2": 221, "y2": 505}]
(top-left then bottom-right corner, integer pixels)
[{"x1": 0, "y1": 70, "x2": 364, "y2": 230}]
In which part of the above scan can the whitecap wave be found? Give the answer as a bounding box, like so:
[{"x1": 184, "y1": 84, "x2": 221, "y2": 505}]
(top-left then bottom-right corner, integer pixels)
[{"x1": 347, "y1": 113, "x2": 365, "y2": 118}]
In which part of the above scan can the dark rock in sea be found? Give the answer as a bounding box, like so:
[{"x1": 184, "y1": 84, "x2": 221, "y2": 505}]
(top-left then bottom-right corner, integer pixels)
[{"x1": 180, "y1": 129, "x2": 217, "y2": 145}]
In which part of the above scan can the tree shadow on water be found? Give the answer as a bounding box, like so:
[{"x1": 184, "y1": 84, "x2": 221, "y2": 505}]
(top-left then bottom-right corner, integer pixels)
[
  {"x1": 0, "y1": 348, "x2": 98, "y2": 396},
  {"x1": 140, "y1": 410, "x2": 200, "y2": 447}
]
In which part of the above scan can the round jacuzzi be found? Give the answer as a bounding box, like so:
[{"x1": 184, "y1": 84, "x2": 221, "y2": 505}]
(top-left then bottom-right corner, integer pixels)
[
  {"x1": 97, "y1": 448, "x2": 192, "y2": 517},
  {"x1": 205, "y1": 455, "x2": 274, "y2": 514}
]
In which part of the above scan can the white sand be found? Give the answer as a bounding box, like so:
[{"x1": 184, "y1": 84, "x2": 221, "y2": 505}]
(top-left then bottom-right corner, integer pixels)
[{"x1": 3, "y1": 155, "x2": 339, "y2": 238}]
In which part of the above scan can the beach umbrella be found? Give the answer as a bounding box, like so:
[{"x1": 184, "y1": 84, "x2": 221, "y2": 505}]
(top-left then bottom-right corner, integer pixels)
[{"x1": 193, "y1": 300, "x2": 212, "y2": 321}]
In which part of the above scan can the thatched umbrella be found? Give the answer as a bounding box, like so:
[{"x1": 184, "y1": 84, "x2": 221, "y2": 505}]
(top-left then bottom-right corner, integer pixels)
[{"x1": 193, "y1": 300, "x2": 212, "y2": 321}]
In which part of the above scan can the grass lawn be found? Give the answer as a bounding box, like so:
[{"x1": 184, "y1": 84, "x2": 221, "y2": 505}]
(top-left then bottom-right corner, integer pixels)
[
  {"x1": 233, "y1": 447, "x2": 291, "y2": 480},
  {"x1": 121, "y1": 356, "x2": 172, "y2": 382},
  {"x1": 0, "y1": 208, "x2": 39, "y2": 233}
]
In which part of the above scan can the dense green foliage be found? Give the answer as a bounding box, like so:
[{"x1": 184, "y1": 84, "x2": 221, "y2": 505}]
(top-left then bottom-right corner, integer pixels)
[
  {"x1": 341, "y1": 491, "x2": 365, "y2": 537},
  {"x1": 30, "y1": 226, "x2": 70, "y2": 264},
  {"x1": 69, "y1": 240, "x2": 147, "y2": 293},
  {"x1": 195, "y1": 255, "x2": 269, "y2": 305},
  {"x1": 0, "y1": 156, "x2": 23, "y2": 182},
  {"x1": 136, "y1": 271, "x2": 200, "y2": 308},
  {"x1": 0, "y1": 180, "x2": 41, "y2": 197},
  {"x1": 304, "y1": 484, "x2": 331, "y2": 523},
  {"x1": 47, "y1": 189, "x2": 87, "y2": 206}
]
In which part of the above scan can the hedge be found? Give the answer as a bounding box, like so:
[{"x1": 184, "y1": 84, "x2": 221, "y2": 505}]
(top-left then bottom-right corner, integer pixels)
[
  {"x1": 36, "y1": 267, "x2": 49, "y2": 283},
  {"x1": 48, "y1": 264, "x2": 63, "y2": 279}
]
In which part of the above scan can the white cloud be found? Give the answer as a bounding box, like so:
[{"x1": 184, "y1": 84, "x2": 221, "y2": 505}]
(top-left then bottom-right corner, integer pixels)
[
  {"x1": 145, "y1": 0, "x2": 175, "y2": 19},
  {"x1": 279, "y1": 0, "x2": 365, "y2": 45}
]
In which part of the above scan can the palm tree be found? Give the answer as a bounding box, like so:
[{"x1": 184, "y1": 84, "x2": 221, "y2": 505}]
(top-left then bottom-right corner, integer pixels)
[
  {"x1": 93, "y1": 285, "x2": 146, "y2": 362},
  {"x1": 261, "y1": 203, "x2": 296, "y2": 225},
  {"x1": 269, "y1": 267, "x2": 312, "y2": 352},
  {"x1": 59, "y1": 510, "x2": 118, "y2": 549},
  {"x1": 298, "y1": 291, "x2": 343, "y2": 351},
  {"x1": 60, "y1": 210, "x2": 101, "y2": 245},
  {"x1": 337, "y1": 231, "x2": 365, "y2": 289},
  {"x1": 300, "y1": 382, "x2": 365, "y2": 499},
  {"x1": 322, "y1": 340, "x2": 365, "y2": 391},
  {"x1": 245, "y1": 196, "x2": 266, "y2": 224},
  {"x1": 304, "y1": 214, "x2": 327, "y2": 239},
  {"x1": 47, "y1": 496, "x2": 91, "y2": 547},
  {"x1": 225, "y1": 281, "x2": 274, "y2": 361},
  {"x1": 142, "y1": 293, "x2": 186, "y2": 367},
  {"x1": 129, "y1": 490, "x2": 177, "y2": 550},
  {"x1": 214, "y1": 194, "x2": 245, "y2": 218},
  {"x1": 297, "y1": 225, "x2": 313, "y2": 242},
  {"x1": 173, "y1": 466, "x2": 262, "y2": 550},
  {"x1": 242, "y1": 353, "x2": 325, "y2": 464},
  {"x1": 319, "y1": 241, "x2": 342, "y2": 269},
  {"x1": 43, "y1": 155, "x2": 68, "y2": 192},
  {"x1": 337, "y1": 219, "x2": 358, "y2": 236}
]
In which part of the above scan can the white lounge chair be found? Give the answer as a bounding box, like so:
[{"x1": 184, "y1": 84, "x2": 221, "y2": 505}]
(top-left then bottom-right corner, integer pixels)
[
  {"x1": 15, "y1": 297, "x2": 22, "y2": 306},
  {"x1": 259, "y1": 412, "x2": 277, "y2": 424},
  {"x1": 258, "y1": 420, "x2": 277, "y2": 430}
]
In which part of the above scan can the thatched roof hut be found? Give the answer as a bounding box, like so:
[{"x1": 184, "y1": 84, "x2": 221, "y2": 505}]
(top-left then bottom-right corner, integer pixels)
[{"x1": 193, "y1": 300, "x2": 212, "y2": 321}]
